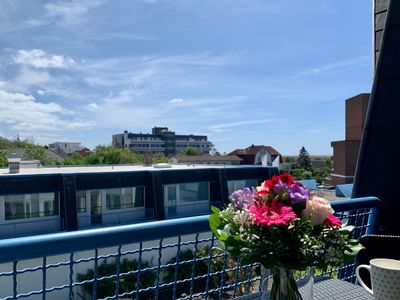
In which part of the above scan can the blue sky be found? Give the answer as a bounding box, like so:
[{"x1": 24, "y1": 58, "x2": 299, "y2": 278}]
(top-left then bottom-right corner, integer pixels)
[{"x1": 0, "y1": 0, "x2": 372, "y2": 155}]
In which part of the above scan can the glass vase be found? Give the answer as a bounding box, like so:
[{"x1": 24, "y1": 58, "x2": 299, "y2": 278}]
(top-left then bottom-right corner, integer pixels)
[{"x1": 260, "y1": 266, "x2": 314, "y2": 300}]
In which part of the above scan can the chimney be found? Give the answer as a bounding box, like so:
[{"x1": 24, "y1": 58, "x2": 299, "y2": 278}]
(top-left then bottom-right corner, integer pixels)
[
  {"x1": 143, "y1": 152, "x2": 153, "y2": 167},
  {"x1": 7, "y1": 153, "x2": 21, "y2": 174}
]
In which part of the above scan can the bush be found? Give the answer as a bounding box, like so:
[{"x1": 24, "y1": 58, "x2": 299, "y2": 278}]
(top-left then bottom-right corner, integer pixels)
[
  {"x1": 161, "y1": 246, "x2": 256, "y2": 299},
  {"x1": 77, "y1": 258, "x2": 155, "y2": 299}
]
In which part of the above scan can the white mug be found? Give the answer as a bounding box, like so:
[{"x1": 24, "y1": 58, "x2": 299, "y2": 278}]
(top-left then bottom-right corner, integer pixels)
[{"x1": 356, "y1": 258, "x2": 400, "y2": 300}]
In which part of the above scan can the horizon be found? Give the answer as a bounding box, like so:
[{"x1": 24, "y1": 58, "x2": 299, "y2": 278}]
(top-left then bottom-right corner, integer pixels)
[{"x1": 0, "y1": 1, "x2": 372, "y2": 156}]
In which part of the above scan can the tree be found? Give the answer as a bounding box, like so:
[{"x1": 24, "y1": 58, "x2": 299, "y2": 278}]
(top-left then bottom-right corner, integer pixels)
[
  {"x1": 179, "y1": 147, "x2": 203, "y2": 156},
  {"x1": 0, "y1": 151, "x2": 8, "y2": 168},
  {"x1": 297, "y1": 146, "x2": 312, "y2": 171},
  {"x1": 85, "y1": 146, "x2": 143, "y2": 165},
  {"x1": 63, "y1": 152, "x2": 86, "y2": 165},
  {"x1": 22, "y1": 143, "x2": 55, "y2": 166},
  {"x1": 152, "y1": 152, "x2": 169, "y2": 163}
]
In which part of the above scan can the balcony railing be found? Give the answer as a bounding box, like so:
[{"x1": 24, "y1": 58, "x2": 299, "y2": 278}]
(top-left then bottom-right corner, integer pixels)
[{"x1": 0, "y1": 197, "x2": 380, "y2": 300}]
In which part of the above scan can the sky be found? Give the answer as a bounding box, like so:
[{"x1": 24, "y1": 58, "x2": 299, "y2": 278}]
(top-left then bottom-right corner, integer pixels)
[{"x1": 0, "y1": 0, "x2": 373, "y2": 155}]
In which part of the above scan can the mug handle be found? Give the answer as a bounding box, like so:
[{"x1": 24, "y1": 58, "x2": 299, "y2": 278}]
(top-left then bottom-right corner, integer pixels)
[{"x1": 355, "y1": 264, "x2": 373, "y2": 295}]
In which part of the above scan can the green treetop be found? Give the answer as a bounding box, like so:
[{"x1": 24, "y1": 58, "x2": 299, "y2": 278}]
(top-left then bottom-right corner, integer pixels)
[{"x1": 297, "y1": 146, "x2": 312, "y2": 170}]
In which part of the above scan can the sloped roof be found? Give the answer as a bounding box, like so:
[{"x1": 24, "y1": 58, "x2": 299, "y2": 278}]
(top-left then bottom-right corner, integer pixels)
[
  {"x1": 45, "y1": 148, "x2": 67, "y2": 162},
  {"x1": 229, "y1": 145, "x2": 280, "y2": 156}
]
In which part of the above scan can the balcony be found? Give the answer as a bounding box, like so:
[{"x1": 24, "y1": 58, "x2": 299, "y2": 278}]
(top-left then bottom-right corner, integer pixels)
[{"x1": 0, "y1": 196, "x2": 380, "y2": 300}]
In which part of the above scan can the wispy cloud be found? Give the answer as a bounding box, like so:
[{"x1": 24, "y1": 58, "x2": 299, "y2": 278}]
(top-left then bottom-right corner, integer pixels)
[
  {"x1": 170, "y1": 98, "x2": 184, "y2": 103},
  {"x1": 45, "y1": 0, "x2": 104, "y2": 25},
  {"x1": 210, "y1": 119, "x2": 280, "y2": 133},
  {"x1": 13, "y1": 49, "x2": 75, "y2": 68},
  {"x1": 294, "y1": 55, "x2": 370, "y2": 77}
]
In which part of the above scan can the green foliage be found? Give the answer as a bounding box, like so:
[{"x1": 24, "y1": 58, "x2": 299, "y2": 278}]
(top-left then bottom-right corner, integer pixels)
[
  {"x1": 301, "y1": 171, "x2": 312, "y2": 179},
  {"x1": 325, "y1": 158, "x2": 332, "y2": 168},
  {"x1": 152, "y1": 152, "x2": 169, "y2": 163},
  {"x1": 0, "y1": 136, "x2": 167, "y2": 167},
  {"x1": 63, "y1": 152, "x2": 86, "y2": 165},
  {"x1": 23, "y1": 143, "x2": 55, "y2": 166},
  {"x1": 297, "y1": 147, "x2": 312, "y2": 171},
  {"x1": 290, "y1": 167, "x2": 331, "y2": 183},
  {"x1": 179, "y1": 147, "x2": 203, "y2": 156},
  {"x1": 290, "y1": 168, "x2": 307, "y2": 180},
  {"x1": 0, "y1": 137, "x2": 56, "y2": 166},
  {"x1": 282, "y1": 156, "x2": 296, "y2": 163},
  {"x1": 0, "y1": 151, "x2": 8, "y2": 168},
  {"x1": 77, "y1": 258, "x2": 155, "y2": 299},
  {"x1": 312, "y1": 167, "x2": 331, "y2": 183},
  {"x1": 68, "y1": 146, "x2": 143, "y2": 165},
  {"x1": 162, "y1": 244, "x2": 255, "y2": 298},
  {"x1": 86, "y1": 146, "x2": 131, "y2": 164}
]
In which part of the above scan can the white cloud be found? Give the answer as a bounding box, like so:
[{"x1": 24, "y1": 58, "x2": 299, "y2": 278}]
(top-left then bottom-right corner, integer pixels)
[
  {"x1": 13, "y1": 49, "x2": 75, "y2": 69},
  {"x1": 85, "y1": 102, "x2": 99, "y2": 111},
  {"x1": 0, "y1": 90, "x2": 91, "y2": 137},
  {"x1": 170, "y1": 98, "x2": 184, "y2": 103}
]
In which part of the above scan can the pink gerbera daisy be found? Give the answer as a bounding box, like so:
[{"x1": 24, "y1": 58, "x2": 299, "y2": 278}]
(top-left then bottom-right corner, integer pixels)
[
  {"x1": 324, "y1": 214, "x2": 342, "y2": 228},
  {"x1": 250, "y1": 200, "x2": 297, "y2": 226}
]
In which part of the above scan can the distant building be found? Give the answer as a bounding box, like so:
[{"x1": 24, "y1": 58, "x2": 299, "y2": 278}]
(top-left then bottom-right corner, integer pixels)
[
  {"x1": 229, "y1": 145, "x2": 281, "y2": 165},
  {"x1": 45, "y1": 147, "x2": 67, "y2": 162},
  {"x1": 76, "y1": 147, "x2": 92, "y2": 157},
  {"x1": 327, "y1": 93, "x2": 370, "y2": 186},
  {"x1": 170, "y1": 155, "x2": 242, "y2": 165},
  {"x1": 311, "y1": 160, "x2": 326, "y2": 169},
  {"x1": 48, "y1": 142, "x2": 83, "y2": 155},
  {"x1": 112, "y1": 127, "x2": 213, "y2": 157}
]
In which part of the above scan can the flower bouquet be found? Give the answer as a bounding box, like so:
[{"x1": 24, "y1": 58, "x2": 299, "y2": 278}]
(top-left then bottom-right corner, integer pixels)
[{"x1": 209, "y1": 173, "x2": 363, "y2": 300}]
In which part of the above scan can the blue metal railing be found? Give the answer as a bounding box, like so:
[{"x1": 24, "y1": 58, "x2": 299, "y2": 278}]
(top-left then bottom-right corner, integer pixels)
[{"x1": 0, "y1": 197, "x2": 380, "y2": 300}]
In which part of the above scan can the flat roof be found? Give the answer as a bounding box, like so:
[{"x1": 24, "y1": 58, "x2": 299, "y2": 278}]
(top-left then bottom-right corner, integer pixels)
[{"x1": 0, "y1": 164, "x2": 269, "y2": 176}]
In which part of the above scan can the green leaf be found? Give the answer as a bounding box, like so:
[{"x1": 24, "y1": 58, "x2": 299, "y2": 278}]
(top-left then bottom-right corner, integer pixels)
[
  {"x1": 224, "y1": 234, "x2": 246, "y2": 248},
  {"x1": 211, "y1": 206, "x2": 220, "y2": 214},
  {"x1": 209, "y1": 210, "x2": 221, "y2": 238}
]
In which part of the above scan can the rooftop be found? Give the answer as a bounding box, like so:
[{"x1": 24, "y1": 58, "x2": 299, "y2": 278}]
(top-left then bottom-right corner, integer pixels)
[{"x1": 0, "y1": 163, "x2": 264, "y2": 176}]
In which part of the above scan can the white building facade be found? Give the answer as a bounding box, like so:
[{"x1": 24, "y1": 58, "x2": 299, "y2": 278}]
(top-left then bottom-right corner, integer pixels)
[
  {"x1": 112, "y1": 127, "x2": 212, "y2": 157},
  {"x1": 48, "y1": 142, "x2": 83, "y2": 154}
]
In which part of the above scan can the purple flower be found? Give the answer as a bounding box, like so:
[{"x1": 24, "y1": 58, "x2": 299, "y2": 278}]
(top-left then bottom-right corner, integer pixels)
[
  {"x1": 273, "y1": 179, "x2": 285, "y2": 193},
  {"x1": 288, "y1": 184, "x2": 309, "y2": 203},
  {"x1": 230, "y1": 187, "x2": 254, "y2": 209}
]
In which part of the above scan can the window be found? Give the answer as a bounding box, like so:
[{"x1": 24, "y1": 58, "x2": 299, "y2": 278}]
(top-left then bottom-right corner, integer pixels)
[
  {"x1": 167, "y1": 185, "x2": 176, "y2": 201},
  {"x1": 106, "y1": 187, "x2": 145, "y2": 210},
  {"x1": 76, "y1": 191, "x2": 87, "y2": 213},
  {"x1": 179, "y1": 182, "x2": 209, "y2": 203},
  {"x1": 227, "y1": 179, "x2": 258, "y2": 195},
  {"x1": 4, "y1": 193, "x2": 59, "y2": 220}
]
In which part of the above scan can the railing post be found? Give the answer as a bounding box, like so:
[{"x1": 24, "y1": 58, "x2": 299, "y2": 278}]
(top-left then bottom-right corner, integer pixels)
[
  {"x1": 62, "y1": 175, "x2": 78, "y2": 231},
  {"x1": 150, "y1": 172, "x2": 165, "y2": 220}
]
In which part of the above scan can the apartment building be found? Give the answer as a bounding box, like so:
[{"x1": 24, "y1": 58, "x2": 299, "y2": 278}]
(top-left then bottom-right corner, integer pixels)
[{"x1": 113, "y1": 127, "x2": 213, "y2": 157}]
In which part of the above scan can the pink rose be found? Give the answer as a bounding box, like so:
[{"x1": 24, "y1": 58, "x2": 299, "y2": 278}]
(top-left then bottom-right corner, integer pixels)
[{"x1": 301, "y1": 196, "x2": 334, "y2": 225}]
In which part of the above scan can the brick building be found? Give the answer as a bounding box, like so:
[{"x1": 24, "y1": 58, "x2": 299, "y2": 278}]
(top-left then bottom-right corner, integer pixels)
[{"x1": 327, "y1": 93, "x2": 370, "y2": 185}]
